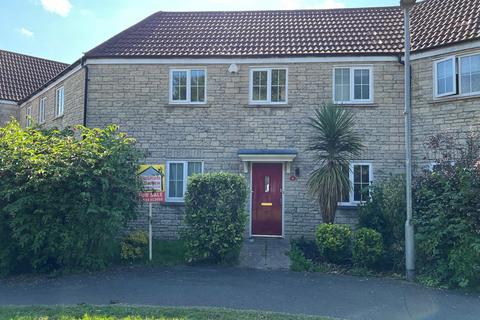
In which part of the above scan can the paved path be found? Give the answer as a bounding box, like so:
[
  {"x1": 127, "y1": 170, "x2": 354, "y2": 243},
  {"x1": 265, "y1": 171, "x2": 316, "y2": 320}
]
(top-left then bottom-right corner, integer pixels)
[{"x1": 1, "y1": 266, "x2": 479, "y2": 320}]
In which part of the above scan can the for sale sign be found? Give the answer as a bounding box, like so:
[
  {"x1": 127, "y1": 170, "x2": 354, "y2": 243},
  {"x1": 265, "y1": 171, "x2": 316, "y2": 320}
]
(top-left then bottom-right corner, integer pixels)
[{"x1": 138, "y1": 164, "x2": 165, "y2": 203}]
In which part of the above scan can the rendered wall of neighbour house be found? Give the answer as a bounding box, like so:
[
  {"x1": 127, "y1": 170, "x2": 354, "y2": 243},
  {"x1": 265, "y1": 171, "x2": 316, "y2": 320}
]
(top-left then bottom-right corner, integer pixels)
[
  {"x1": 18, "y1": 68, "x2": 85, "y2": 129},
  {"x1": 411, "y1": 48, "x2": 480, "y2": 170},
  {"x1": 85, "y1": 61, "x2": 406, "y2": 239},
  {"x1": 0, "y1": 101, "x2": 18, "y2": 126}
]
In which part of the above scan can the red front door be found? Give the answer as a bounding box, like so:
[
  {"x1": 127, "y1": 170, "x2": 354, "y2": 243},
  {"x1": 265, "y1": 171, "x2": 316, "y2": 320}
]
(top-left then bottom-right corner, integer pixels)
[{"x1": 252, "y1": 163, "x2": 282, "y2": 236}]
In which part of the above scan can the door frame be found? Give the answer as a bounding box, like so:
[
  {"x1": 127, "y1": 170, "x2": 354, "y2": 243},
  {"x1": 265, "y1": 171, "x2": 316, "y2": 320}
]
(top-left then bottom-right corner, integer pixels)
[{"x1": 249, "y1": 162, "x2": 285, "y2": 238}]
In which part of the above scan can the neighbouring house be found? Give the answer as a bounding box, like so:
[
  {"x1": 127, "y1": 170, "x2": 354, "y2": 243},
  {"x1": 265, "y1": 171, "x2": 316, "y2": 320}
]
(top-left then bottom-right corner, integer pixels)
[
  {"x1": 15, "y1": 0, "x2": 480, "y2": 239},
  {"x1": 0, "y1": 50, "x2": 67, "y2": 126}
]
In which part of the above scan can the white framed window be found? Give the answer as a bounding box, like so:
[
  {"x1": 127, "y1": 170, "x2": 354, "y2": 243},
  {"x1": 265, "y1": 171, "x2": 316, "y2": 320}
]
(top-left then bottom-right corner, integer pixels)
[
  {"x1": 333, "y1": 67, "x2": 373, "y2": 104},
  {"x1": 434, "y1": 56, "x2": 457, "y2": 98},
  {"x1": 459, "y1": 53, "x2": 480, "y2": 96},
  {"x1": 249, "y1": 68, "x2": 288, "y2": 104},
  {"x1": 55, "y1": 86, "x2": 64, "y2": 117},
  {"x1": 166, "y1": 160, "x2": 204, "y2": 202},
  {"x1": 339, "y1": 162, "x2": 373, "y2": 205},
  {"x1": 38, "y1": 97, "x2": 46, "y2": 124},
  {"x1": 25, "y1": 106, "x2": 32, "y2": 127},
  {"x1": 169, "y1": 69, "x2": 206, "y2": 104}
]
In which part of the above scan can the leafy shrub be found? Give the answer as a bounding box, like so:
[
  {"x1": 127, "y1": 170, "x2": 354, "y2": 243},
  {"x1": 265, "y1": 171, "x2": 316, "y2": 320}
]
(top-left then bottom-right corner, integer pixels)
[
  {"x1": 352, "y1": 228, "x2": 383, "y2": 268},
  {"x1": 0, "y1": 121, "x2": 141, "y2": 275},
  {"x1": 120, "y1": 231, "x2": 148, "y2": 262},
  {"x1": 358, "y1": 174, "x2": 405, "y2": 271},
  {"x1": 288, "y1": 245, "x2": 317, "y2": 272},
  {"x1": 182, "y1": 172, "x2": 247, "y2": 265},
  {"x1": 315, "y1": 224, "x2": 352, "y2": 264},
  {"x1": 290, "y1": 237, "x2": 321, "y2": 262},
  {"x1": 414, "y1": 131, "x2": 480, "y2": 289}
]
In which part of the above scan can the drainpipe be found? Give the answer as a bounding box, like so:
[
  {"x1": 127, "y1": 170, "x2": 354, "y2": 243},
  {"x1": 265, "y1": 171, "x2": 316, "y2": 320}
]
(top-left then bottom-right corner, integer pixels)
[
  {"x1": 81, "y1": 55, "x2": 89, "y2": 127},
  {"x1": 401, "y1": 0, "x2": 416, "y2": 282}
]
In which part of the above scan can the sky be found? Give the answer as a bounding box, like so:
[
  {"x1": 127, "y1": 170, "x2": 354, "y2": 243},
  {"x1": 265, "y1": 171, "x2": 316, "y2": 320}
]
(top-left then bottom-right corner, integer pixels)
[{"x1": 1, "y1": 0, "x2": 399, "y2": 64}]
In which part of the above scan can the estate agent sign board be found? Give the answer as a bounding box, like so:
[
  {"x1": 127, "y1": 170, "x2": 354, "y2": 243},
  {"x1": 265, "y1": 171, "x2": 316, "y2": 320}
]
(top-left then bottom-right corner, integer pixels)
[{"x1": 138, "y1": 164, "x2": 165, "y2": 203}]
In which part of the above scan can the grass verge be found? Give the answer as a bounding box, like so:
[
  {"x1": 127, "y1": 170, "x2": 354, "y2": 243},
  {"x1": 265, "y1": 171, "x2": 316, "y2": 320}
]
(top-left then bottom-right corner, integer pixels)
[{"x1": 0, "y1": 305, "x2": 336, "y2": 320}]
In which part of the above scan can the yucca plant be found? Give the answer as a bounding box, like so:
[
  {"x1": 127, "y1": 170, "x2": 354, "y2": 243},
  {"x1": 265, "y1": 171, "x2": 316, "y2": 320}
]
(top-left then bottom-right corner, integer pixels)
[{"x1": 307, "y1": 104, "x2": 363, "y2": 223}]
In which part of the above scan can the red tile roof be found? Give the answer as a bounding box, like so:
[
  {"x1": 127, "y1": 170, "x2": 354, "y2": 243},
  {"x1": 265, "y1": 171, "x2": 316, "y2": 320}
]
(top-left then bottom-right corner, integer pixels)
[
  {"x1": 0, "y1": 50, "x2": 68, "y2": 102},
  {"x1": 411, "y1": 0, "x2": 480, "y2": 52},
  {"x1": 86, "y1": 0, "x2": 480, "y2": 59}
]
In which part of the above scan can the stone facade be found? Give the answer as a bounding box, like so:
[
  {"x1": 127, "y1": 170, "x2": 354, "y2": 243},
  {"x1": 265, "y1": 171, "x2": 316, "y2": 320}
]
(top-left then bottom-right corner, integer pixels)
[
  {"x1": 85, "y1": 61, "x2": 406, "y2": 239},
  {"x1": 0, "y1": 101, "x2": 18, "y2": 126},
  {"x1": 411, "y1": 48, "x2": 480, "y2": 170},
  {"x1": 19, "y1": 68, "x2": 85, "y2": 129}
]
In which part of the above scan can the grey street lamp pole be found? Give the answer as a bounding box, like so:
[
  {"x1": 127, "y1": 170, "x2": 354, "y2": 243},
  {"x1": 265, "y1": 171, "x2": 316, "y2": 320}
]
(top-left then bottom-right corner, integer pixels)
[{"x1": 401, "y1": 0, "x2": 416, "y2": 282}]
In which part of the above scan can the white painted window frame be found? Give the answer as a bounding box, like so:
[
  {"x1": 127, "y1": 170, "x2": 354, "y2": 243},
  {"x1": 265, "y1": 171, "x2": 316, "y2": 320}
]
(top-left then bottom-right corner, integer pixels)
[
  {"x1": 26, "y1": 106, "x2": 32, "y2": 127},
  {"x1": 433, "y1": 56, "x2": 457, "y2": 98},
  {"x1": 459, "y1": 52, "x2": 480, "y2": 97},
  {"x1": 338, "y1": 162, "x2": 374, "y2": 206},
  {"x1": 55, "y1": 86, "x2": 64, "y2": 117},
  {"x1": 166, "y1": 160, "x2": 204, "y2": 202},
  {"x1": 169, "y1": 69, "x2": 207, "y2": 104},
  {"x1": 38, "y1": 97, "x2": 46, "y2": 124},
  {"x1": 333, "y1": 66, "x2": 374, "y2": 104},
  {"x1": 249, "y1": 67, "x2": 288, "y2": 105}
]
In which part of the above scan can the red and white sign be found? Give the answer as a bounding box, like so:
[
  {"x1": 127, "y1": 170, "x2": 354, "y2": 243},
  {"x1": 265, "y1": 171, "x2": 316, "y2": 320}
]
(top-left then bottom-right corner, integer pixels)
[{"x1": 139, "y1": 192, "x2": 165, "y2": 203}]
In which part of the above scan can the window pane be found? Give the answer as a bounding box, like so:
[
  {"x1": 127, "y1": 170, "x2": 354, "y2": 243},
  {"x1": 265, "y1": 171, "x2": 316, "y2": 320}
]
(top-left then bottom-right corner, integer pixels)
[
  {"x1": 436, "y1": 59, "x2": 454, "y2": 95},
  {"x1": 353, "y1": 69, "x2": 370, "y2": 100},
  {"x1": 168, "y1": 163, "x2": 184, "y2": 198},
  {"x1": 187, "y1": 162, "x2": 202, "y2": 176},
  {"x1": 172, "y1": 71, "x2": 187, "y2": 101},
  {"x1": 334, "y1": 68, "x2": 350, "y2": 102},
  {"x1": 354, "y1": 165, "x2": 361, "y2": 183},
  {"x1": 271, "y1": 69, "x2": 286, "y2": 102},
  {"x1": 361, "y1": 165, "x2": 370, "y2": 183},
  {"x1": 353, "y1": 183, "x2": 361, "y2": 202},
  {"x1": 190, "y1": 70, "x2": 205, "y2": 102},
  {"x1": 252, "y1": 71, "x2": 268, "y2": 101},
  {"x1": 460, "y1": 55, "x2": 480, "y2": 94}
]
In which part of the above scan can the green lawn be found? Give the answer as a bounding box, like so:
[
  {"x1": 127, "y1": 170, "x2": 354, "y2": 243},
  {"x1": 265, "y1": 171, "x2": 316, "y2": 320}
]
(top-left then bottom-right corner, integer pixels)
[
  {"x1": 0, "y1": 305, "x2": 335, "y2": 320},
  {"x1": 150, "y1": 240, "x2": 186, "y2": 266}
]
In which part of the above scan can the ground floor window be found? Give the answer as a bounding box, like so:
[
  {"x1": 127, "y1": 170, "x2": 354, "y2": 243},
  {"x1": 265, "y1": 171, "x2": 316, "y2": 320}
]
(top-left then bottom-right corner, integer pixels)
[
  {"x1": 340, "y1": 162, "x2": 373, "y2": 205},
  {"x1": 166, "y1": 160, "x2": 203, "y2": 202}
]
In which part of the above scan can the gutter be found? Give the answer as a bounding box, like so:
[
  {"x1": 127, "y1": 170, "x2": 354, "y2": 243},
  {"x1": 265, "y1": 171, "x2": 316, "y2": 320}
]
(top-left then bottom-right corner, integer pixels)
[{"x1": 81, "y1": 56, "x2": 89, "y2": 127}]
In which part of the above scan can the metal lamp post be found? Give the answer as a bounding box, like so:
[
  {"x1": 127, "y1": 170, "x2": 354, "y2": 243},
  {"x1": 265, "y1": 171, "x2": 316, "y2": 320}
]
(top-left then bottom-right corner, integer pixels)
[{"x1": 401, "y1": 0, "x2": 416, "y2": 282}]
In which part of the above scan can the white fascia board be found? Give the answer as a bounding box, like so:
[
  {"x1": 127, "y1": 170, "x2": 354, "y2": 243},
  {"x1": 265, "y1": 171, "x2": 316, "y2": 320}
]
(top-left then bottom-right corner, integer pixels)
[
  {"x1": 19, "y1": 64, "x2": 83, "y2": 108},
  {"x1": 411, "y1": 40, "x2": 480, "y2": 61},
  {"x1": 86, "y1": 55, "x2": 399, "y2": 65},
  {"x1": 238, "y1": 154, "x2": 297, "y2": 162},
  {"x1": 0, "y1": 99, "x2": 18, "y2": 105}
]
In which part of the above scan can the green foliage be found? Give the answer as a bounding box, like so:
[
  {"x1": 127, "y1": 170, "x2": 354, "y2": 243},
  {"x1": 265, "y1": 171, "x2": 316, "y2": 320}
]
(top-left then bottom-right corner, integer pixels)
[
  {"x1": 358, "y1": 174, "x2": 406, "y2": 271},
  {"x1": 120, "y1": 231, "x2": 148, "y2": 262},
  {"x1": 0, "y1": 121, "x2": 141, "y2": 275},
  {"x1": 288, "y1": 245, "x2": 317, "y2": 272},
  {"x1": 181, "y1": 172, "x2": 247, "y2": 265},
  {"x1": 414, "y1": 132, "x2": 480, "y2": 289},
  {"x1": 290, "y1": 237, "x2": 321, "y2": 262},
  {"x1": 352, "y1": 228, "x2": 383, "y2": 268},
  {"x1": 315, "y1": 223, "x2": 352, "y2": 264},
  {"x1": 151, "y1": 240, "x2": 186, "y2": 266},
  {"x1": 307, "y1": 104, "x2": 363, "y2": 223}
]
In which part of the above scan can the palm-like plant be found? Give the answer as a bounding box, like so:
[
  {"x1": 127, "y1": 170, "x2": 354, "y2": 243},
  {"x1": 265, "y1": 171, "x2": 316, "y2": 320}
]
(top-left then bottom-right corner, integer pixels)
[{"x1": 307, "y1": 104, "x2": 364, "y2": 224}]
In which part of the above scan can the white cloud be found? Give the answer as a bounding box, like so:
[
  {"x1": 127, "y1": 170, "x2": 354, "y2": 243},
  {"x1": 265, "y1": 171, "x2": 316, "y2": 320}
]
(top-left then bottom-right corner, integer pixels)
[
  {"x1": 319, "y1": 0, "x2": 346, "y2": 9},
  {"x1": 20, "y1": 27, "x2": 34, "y2": 37},
  {"x1": 40, "y1": 0, "x2": 72, "y2": 17}
]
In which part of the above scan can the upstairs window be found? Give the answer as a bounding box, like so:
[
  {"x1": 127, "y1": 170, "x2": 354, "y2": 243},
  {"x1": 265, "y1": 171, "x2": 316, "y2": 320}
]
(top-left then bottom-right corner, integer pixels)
[
  {"x1": 459, "y1": 53, "x2": 480, "y2": 96},
  {"x1": 25, "y1": 106, "x2": 32, "y2": 127},
  {"x1": 250, "y1": 68, "x2": 287, "y2": 104},
  {"x1": 38, "y1": 97, "x2": 46, "y2": 124},
  {"x1": 170, "y1": 69, "x2": 206, "y2": 104},
  {"x1": 434, "y1": 56, "x2": 456, "y2": 97},
  {"x1": 55, "y1": 86, "x2": 64, "y2": 117},
  {"x1": 333, "y1": 67, "x2": 373, "y2": 104},
  {"x1": 166, "y1": 161, "x2": 203, "y2": 202}
]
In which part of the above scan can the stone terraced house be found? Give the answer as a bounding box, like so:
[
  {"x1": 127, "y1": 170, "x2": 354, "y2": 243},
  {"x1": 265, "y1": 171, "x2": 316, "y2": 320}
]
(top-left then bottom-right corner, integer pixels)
[
  {"x1": 0, "y1": 50, "x2": 67, "y2": 126},
  {"x1": 14, "y1": 0, "x2": 480, "y2": 239}
]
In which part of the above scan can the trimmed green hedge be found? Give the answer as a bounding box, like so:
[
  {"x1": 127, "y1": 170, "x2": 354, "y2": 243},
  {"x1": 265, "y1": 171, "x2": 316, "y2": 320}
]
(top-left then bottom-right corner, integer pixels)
[
  {"x1": 315, "y1": 224, "x2": 352, "y2": 264},
  {"x1": 182, "y1": 172, "x2": 247, "y2": 264},
  {"x1": 352, "y1": 228, "x2": 383, "y2": 268},
  {"x1": 0, "y1": 121, "x2": 141, "y2": 275}
]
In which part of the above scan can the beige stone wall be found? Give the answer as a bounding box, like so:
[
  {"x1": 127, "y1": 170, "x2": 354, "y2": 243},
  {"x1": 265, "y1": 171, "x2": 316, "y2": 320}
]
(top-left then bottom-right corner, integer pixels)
[
  {"x1": 86, "y1": 61, "x2": 406, "y2": 238},
  {"x1": 19, "y1": 68, "x2": 85, "y2": 129},
  {"x1": 0, "y1": 101, "x2": 18, "y2": 126},
  {"x1": 411, "y1": 48, "x2": 480, "y2": 170}
]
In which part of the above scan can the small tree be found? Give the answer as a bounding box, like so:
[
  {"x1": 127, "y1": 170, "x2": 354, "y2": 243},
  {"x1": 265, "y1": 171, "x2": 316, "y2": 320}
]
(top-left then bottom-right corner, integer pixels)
[{"x1": 307, "y1": 104, "x2": 363, "y2": 223}]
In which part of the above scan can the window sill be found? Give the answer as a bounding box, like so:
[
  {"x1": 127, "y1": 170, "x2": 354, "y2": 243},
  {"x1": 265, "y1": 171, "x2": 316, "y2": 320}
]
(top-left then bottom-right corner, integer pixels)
[
  {"x1": 246, "y1": 104, "x2": 291, "y2": 108},
  {"x1": 167, "y1": 104, "x2": 209, "y2": 108},
  {"x1": 54, "y1": 114, "x2": 64, "y2": 120},
  {"x1": 161, "y1": 201, "x2": 185, "y2": 206},
  {"x1": 430, "y1": 93, "x2": 480, "y2": 104},
  {"x1": 337, "y1": 204, "x2": 360, "y2": 210},
  {"x1": 334, "y1": 103, "x2": 377, "y2": 107}
]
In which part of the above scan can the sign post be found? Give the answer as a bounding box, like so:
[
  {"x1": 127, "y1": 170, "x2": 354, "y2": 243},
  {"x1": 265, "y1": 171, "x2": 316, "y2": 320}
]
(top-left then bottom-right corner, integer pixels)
[{"x1": 138, "y1": 164, "x2": 165, "y2": 262}]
